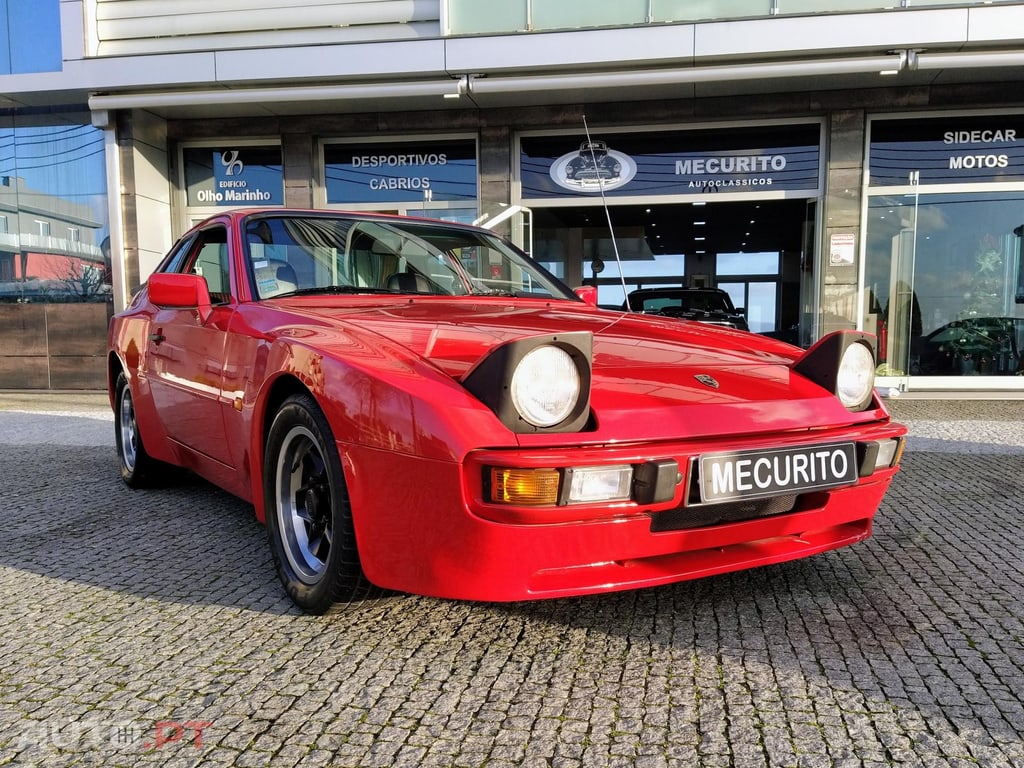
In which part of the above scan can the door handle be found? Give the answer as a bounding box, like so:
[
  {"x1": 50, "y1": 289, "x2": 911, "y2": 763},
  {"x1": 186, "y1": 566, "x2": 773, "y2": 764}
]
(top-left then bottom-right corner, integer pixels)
[{"x1": 149, "y1": 331, "x2": 166, "y2": 345}]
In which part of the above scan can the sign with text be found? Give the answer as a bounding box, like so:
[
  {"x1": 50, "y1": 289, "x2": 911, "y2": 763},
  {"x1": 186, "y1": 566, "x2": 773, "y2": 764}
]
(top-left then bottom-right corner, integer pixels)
[
  {"x1": 324, "y1": 140, "x2": 477, "y2": 204},
  {"x1": 869, "y1": 117, "x2": 1024, "y2": 186},
  {"x1": 829, "y1": 233, "x2": 856, "y2": 266},
  {"x1": 184, "y1": 146, "x2": 284, "y2": 207},
  {"x1": 520, "y1": 124, "x2": 821, "y2": 199}
]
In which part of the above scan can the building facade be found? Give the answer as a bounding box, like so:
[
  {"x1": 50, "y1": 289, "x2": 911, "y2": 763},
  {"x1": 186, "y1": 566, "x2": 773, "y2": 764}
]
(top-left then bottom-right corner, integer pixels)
[{"x1": 3, "y1": 0, "x2": 1024, "y2": 393}]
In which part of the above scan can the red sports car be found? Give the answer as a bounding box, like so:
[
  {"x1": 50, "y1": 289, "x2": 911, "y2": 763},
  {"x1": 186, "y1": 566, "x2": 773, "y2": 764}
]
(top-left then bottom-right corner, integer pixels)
[{"x1": 108, "y1": 209, "x2": 906, "y2": 613}]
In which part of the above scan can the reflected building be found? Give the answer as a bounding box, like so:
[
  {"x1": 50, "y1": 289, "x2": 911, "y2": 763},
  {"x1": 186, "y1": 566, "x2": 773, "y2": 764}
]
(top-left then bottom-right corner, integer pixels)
[{"x1": 0, "y1": 174, "x2": 108, "y2": 298}]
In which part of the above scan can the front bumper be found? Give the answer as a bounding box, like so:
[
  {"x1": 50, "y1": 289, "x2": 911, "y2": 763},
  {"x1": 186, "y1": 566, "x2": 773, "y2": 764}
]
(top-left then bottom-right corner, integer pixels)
[{"x1": 343, "y1": 423, "x2": 905, "y2": 601}]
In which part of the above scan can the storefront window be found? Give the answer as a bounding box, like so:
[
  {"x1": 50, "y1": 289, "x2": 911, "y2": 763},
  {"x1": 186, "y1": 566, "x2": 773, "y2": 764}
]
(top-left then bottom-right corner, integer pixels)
[
  {"x1": 0, "y1": 110, "x2": 111, "y2": 389},
  {"x1": 866, "y1": 115, "x2": 1024, "y2": 383},
  {"x1": 522, "y1": 125, "x2": 819, "y2": 325},
  {"x1": 865, "y1": 191, "x2": 1024, "y2": 377},
  {"x1": 0, "y1": 112, "x2": 110, "y2": 302}
]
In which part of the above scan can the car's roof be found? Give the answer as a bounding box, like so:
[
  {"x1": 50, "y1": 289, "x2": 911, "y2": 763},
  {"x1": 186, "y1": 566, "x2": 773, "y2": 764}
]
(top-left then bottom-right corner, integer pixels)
[{"x1": 190, "y1": 207, "x2": 494, "y2": 234}]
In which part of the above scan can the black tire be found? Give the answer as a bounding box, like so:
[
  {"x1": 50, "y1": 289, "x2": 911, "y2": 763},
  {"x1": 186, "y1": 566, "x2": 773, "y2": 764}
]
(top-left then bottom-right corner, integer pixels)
[
  {"x1": 114, "y1": 371, "x2": 164, "y2": 488},
  {"x1": 264, "y1": 393, "x2": 370, "y2": 614}
]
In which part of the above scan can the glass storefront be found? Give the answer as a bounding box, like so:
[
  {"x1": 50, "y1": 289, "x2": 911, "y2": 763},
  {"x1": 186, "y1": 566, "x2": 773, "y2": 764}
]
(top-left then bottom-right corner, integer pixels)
[
  {"x1": 0, "y1": 112, "x2": 110, "y2": 302},
  {"x1": 866, "y1": 115, "x2": 1024, "y2": 387},
  {"x1": 519, "y1": 124, "x2": 822, "y2": 332},
  {"x1": 0, "y1": 110, "x2": 111, "y2": 388}
]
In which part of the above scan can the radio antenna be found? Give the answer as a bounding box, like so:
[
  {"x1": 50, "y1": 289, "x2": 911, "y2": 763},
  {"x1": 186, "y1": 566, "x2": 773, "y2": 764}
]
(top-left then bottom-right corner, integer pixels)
[{"x1": 582, "y1": 115, "x2": 632, "y2": 310}]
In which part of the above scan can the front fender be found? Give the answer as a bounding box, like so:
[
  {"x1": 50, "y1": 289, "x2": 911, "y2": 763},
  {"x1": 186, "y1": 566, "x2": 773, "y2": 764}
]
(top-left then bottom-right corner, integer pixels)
[{"x1": 245, "y1": 334, "x2": 518, "y2": 523}]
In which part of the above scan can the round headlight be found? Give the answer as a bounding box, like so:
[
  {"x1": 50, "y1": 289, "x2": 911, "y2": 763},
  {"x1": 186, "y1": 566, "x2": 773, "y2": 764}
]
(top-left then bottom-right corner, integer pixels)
[
  {"x1": 510, "y1": 345, "x2": 581, "y2": 427},
  {"x1": 837, "y1": 341, "x2": 875, "y2": 410}
]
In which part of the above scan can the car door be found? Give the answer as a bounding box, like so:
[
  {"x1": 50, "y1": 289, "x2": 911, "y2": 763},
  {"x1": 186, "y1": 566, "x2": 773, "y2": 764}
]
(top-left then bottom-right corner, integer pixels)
[{"x1": 145, "y1": 223, "x2": 237, "y2": 468}]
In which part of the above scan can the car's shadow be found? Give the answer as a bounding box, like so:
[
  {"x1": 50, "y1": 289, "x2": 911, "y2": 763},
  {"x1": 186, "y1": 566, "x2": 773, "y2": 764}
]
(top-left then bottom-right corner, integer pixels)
[{"x1": 0, "y1": 432, "x2": 306, "y2": 614}]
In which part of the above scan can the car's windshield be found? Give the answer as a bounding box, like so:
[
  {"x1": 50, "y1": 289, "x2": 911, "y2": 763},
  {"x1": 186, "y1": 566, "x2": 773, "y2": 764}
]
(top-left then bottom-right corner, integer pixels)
[
  {"x1": 244, "y1": 214, "x2": 576, "y2": 301},
  {"x1": 631, "y1": 291, "x2": 734, "y2": 313}
]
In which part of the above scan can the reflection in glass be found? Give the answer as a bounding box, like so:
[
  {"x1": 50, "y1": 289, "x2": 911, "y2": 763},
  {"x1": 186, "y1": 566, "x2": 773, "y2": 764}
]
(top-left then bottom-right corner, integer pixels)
[
  {"x1": 865, "y1": 192, "x2": 1024, "y2": 377},
  {"x1": 0, "y1": 114, "x2": 109, "y2": 302},
  {"x1": 717, "y1": 251, "x2": 779, "y2": 276}
]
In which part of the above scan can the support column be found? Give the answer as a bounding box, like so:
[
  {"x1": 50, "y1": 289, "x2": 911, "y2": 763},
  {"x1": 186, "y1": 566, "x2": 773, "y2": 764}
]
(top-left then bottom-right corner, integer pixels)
[
  {"x1": 113, "y1": 109, "x2": 172, "y2": 304},
  {"x1": 820, "y1": 109, "x2": 865, "y2": 336},
  {"x1": 282, "y1": 132, "x2": 314, "y2": 208},
  {"x1": 478, "y1": 125, "x2": 512, "y2": 231}
]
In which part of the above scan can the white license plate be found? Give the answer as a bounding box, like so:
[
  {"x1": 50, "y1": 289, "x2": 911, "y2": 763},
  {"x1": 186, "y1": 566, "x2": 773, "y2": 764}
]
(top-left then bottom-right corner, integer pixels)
[{"x1": 699, "y1": 442, "x2": 858, "y2": 503}]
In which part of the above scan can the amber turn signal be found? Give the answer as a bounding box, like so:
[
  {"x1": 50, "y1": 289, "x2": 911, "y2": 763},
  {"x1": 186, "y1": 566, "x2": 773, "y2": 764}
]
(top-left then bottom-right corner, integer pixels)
[{"x1": 489, "y1": 468, "x2": 561, "y2": 505}]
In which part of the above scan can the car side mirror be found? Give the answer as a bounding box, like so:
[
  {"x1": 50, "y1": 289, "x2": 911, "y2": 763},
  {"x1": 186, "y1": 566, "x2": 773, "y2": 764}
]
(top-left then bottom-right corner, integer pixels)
[
  {"x1": 574, "y1": 285, "x2": 598, "y2": 307},
  {"x1": 148, "y1": 272, "x2": 213, "y2": 322},
  {"x1": 735, "y1": 306, "x2": 746, "y2": 315}
]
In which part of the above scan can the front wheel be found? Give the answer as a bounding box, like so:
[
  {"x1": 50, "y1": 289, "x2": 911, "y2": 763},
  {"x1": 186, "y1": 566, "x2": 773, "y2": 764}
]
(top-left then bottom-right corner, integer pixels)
[
  {"x1": 114, "y1": 371, "x2": 165, "y2": 488},
  {"x1": 264, "y1": 394, "x2": 369, "y2": 613}
]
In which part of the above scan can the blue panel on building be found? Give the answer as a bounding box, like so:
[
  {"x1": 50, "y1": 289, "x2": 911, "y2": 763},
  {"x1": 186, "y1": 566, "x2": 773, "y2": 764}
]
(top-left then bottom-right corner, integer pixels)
[
  {"x1": 5, "y1": 0, "x2": 62, "y2": 74},
  {"x1": 869, "y1": 116, "x2": 1024, "y2": 186},
  {"x1": 325, "y1": 140, "x2": 478, "y2": 204},
  {"x1": 520, "y1": 125, "x2": 822, "y2": 200}
]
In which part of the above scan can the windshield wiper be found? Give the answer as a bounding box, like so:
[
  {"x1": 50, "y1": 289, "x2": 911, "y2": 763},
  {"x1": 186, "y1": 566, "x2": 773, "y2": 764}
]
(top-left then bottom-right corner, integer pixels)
[
  {"x1": 272, "y1": 285, "x2": 396, "y2": 298},
  {"x1": 469, "y1": 288, "x2": 518, "y2": 297}
]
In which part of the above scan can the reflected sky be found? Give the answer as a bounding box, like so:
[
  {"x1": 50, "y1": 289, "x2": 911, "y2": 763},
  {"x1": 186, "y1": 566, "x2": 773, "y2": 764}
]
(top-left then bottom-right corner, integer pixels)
[{"x1": 2, "y1": 0, "x2": 61, "y2": 74}]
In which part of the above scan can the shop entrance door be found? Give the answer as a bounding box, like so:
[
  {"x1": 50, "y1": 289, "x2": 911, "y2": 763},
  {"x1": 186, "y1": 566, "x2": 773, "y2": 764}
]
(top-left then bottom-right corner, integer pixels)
[{"x1": 531, "y1": 198, "x2": 812, "y2": 338}]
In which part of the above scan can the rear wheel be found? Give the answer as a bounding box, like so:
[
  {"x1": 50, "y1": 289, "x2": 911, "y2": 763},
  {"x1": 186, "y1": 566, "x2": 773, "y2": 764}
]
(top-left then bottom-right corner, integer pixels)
[
  {"x1": 114, "y1": 372, "x2": 163, "y2": 488},
  {"x1": 264, "y1": 394, "x2": 369, "y2": 613}
]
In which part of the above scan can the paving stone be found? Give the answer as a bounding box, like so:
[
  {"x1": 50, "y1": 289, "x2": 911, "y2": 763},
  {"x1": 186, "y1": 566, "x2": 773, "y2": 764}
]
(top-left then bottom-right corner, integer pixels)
[{"x1": 1, "y1": 395, "x2": 1022, "y2": 766}]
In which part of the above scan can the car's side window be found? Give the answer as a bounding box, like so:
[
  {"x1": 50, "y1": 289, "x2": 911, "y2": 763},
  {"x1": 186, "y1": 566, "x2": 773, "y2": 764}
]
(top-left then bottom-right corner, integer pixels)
[
  {"x1": 163, "y1": 235, "x2": 197, "y2": 275},
  {"x1": 182, "y1": 227, "x2": 231, "y2": 304}
]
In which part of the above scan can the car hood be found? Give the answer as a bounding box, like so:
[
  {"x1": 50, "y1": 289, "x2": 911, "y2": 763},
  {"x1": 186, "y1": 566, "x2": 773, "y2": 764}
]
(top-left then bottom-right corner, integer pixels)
[{"x1": 273, "y1": 298, "x2": 878, "y2": 440}]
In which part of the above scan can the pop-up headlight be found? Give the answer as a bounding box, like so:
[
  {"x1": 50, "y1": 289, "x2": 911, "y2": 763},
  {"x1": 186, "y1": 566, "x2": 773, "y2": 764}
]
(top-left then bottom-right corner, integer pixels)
[
  {"x1": 463, "y1": 332, "x2": 593, "y2": 433},
  {"x1": 794, "y1": 331, "x2": 877, "y2": 412}
]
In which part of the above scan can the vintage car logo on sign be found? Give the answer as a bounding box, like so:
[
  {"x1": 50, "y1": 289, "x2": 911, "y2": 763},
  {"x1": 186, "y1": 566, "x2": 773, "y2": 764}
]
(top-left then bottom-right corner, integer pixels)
[{"x1": 550, "y1": 140, "x2": 638, "y2": 192}]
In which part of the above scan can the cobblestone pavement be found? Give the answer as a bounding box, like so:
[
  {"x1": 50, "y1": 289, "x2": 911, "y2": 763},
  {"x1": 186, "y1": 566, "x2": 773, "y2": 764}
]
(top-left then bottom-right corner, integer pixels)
[{"x1": 0, "y1": 394, "x2": 1022, "y2": 767}]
